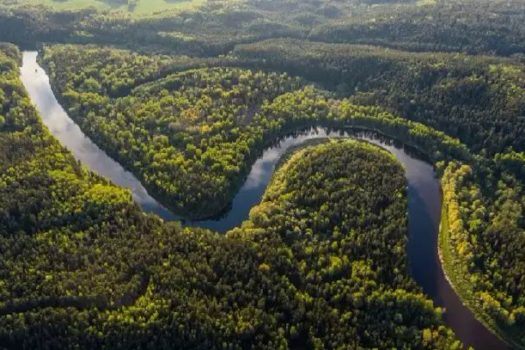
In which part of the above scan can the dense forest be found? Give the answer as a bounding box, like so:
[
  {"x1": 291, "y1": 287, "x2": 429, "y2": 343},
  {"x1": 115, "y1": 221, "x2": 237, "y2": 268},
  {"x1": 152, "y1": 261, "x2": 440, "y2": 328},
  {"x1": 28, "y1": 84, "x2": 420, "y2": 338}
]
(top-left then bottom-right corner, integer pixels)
[
  {"x1": 41, "y1": 44, "x2": 470, "y2": 218},
  {"x1": 1, "y1": 0, "x2": 525, "y2": 348},
  {"x1": 0, "y1": 45, "x2": 462, "y2": 348},
  {"x1": 233, "y1": 38, "x2": 525, "y2": 154},
  {"x1": 41, "y1": 45, "x2": 305, "y2": 218},
  {"x1": 1, "y1": 0, "x2": 525, "y2": 56},
  {"x1": 39, "y1": 42, "x2": 525, "y2": 348},
  {"x1": 440, "y1": 160, "x2": 525, "y2": 348}
]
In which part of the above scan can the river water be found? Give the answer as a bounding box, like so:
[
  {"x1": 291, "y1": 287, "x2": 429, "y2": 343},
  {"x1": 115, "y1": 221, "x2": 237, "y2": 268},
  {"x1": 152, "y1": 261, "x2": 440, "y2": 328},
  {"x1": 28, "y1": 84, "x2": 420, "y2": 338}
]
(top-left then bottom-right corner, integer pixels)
[{"x1": 20, "y1": 51, "x2": 508, "y2": 350}]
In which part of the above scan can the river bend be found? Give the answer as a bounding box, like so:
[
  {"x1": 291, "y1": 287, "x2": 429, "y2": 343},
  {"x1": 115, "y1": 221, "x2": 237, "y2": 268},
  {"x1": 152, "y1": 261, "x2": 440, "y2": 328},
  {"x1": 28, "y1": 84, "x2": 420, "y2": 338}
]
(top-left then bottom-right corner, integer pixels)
[{"x1": 20, "y1": 51, "x2": 508, "y2": 350}]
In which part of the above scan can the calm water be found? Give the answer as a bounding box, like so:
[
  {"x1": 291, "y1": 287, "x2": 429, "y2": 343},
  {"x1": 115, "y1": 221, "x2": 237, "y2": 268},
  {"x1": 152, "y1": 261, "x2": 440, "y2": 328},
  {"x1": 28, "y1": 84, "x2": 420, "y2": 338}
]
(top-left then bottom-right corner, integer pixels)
[{"x1": 20, "y1": 51, "x2": 508, "y2": 350}]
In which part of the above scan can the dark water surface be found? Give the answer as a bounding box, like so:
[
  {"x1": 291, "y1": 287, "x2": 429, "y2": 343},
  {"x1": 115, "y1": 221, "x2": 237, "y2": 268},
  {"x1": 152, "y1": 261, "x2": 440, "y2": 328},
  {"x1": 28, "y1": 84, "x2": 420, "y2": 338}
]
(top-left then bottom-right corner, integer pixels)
[{"x1": 20, "y1": 51, "x2": 508, "y2": 350}]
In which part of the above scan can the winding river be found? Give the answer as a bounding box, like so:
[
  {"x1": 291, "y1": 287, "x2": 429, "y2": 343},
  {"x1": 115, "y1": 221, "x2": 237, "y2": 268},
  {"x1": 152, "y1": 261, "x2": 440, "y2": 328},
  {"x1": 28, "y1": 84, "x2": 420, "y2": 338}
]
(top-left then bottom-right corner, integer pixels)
[{"x1": 20, "y1": 51, "x2": 508, "y2": 350}]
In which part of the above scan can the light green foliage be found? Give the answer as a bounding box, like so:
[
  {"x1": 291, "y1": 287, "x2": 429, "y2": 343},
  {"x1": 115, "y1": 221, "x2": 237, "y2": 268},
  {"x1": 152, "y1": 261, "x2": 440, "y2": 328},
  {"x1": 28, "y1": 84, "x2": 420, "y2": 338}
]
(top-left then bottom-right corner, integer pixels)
[
  {"x1": 0, "y1": 0, "x2": 524, "y2": 346},
  {"x1": 233, "y1": 38, "x2": 525, "y2": 154},
  {"x1": 43, "y1": 45, "x2": 305, "y2": 218},
  {"x1": 230, "y1": 140, "x2": 460, "y2": 349},
  {"x1": 42, "y1": 44, "x2": 469, "y2": 219},
  {"x1": 441, "y1": 161, "x2": 525, "y2": 348},
  {"x1": 41, "y1": 43, "x2": 525, "y2": 348},
  {"x1": 2, "y1": 0, "x2": 524, "y2": 59},
  {"x1": 1, "y1": 0, "x2": 207, "y2": 16},
  {"x1": 0, "y1": 47, "x2": 460, "y2": 348}
]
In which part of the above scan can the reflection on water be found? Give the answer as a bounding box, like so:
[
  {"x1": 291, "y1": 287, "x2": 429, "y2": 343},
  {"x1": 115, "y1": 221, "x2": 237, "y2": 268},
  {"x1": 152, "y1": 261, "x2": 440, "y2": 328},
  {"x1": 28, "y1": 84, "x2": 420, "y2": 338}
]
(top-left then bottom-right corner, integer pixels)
[
  {"x1": 20, "y1": 51, "x2": 178, "y2": 221},
  {"x1": 20, "y1": 51, "x2": 508, "y2": 350}
]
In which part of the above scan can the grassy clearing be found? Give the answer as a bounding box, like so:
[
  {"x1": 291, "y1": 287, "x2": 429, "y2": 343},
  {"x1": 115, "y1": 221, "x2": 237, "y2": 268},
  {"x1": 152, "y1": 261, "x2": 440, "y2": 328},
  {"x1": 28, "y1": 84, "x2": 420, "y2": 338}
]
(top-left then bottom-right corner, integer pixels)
[
  {"x1": 416, "y1": 0, "x2": 437, "y2": 6},
  {"x1": 1, "y1": 0, "x2": 207, "y2": 16}
]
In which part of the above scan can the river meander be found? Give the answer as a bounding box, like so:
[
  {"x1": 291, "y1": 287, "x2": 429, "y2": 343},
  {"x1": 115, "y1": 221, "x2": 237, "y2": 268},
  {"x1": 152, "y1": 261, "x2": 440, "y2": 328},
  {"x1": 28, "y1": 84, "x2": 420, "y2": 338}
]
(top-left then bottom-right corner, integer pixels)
[{"x1": 20, "y1": 51, "x2": 508, "y2": 350}]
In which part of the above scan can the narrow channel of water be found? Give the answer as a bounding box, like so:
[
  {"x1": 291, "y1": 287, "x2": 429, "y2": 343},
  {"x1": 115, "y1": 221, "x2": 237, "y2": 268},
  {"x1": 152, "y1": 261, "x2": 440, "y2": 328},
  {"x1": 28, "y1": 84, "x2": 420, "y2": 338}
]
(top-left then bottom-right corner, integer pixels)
[{"x1": 20, "y1": 51, "x2": 508, "y2": 350}]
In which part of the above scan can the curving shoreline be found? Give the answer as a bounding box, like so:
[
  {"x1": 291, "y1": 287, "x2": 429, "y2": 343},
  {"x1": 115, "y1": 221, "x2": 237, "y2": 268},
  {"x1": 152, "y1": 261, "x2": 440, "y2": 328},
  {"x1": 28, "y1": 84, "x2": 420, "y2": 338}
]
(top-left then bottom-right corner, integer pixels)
[
  {"x1": 20, "y1": 51, "x2": 508, "y2": 349},
  {"x1": 438, "y1": 204, "x2": 519, "y2": 350}
]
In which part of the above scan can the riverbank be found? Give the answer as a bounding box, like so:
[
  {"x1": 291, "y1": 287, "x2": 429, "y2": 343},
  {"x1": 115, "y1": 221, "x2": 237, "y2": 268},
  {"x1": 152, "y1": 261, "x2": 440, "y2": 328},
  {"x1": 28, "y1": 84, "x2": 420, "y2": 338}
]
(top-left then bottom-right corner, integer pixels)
[
  {"x1": 21, "y1": 50, "x2": 509, "y2": 349},
  {"x1": 439, "y1": 202, "x2": 522, "y2": 350}
]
